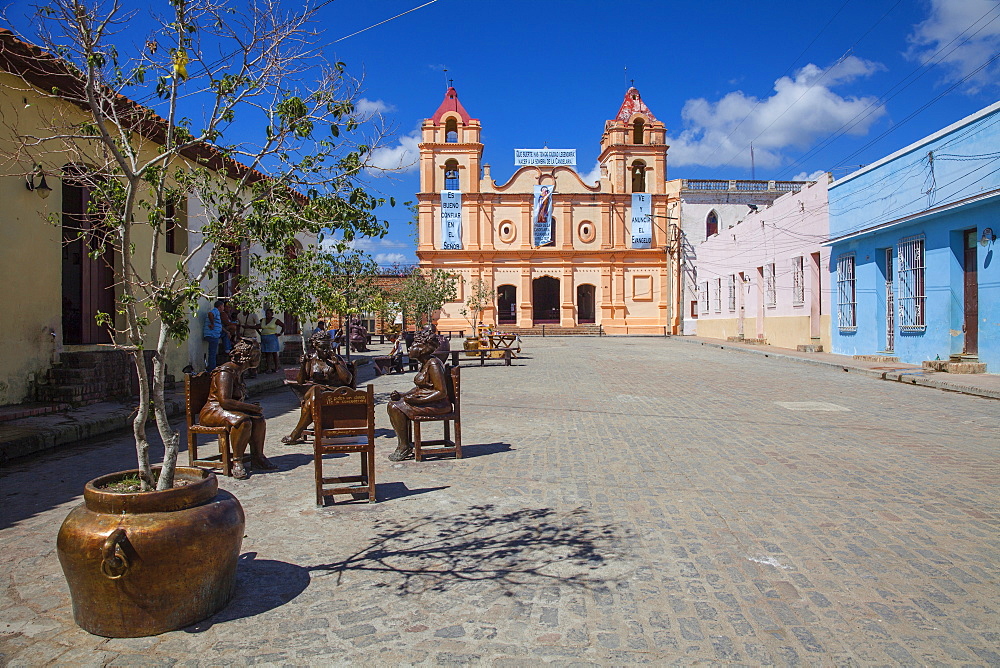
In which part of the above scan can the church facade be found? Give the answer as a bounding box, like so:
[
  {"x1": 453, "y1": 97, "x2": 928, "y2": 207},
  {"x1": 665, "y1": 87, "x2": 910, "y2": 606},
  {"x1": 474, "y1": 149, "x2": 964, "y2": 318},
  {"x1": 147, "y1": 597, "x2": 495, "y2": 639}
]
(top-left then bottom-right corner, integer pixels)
[{"x1": 415, "y1": 87, "x2": 679, "y2": 335}]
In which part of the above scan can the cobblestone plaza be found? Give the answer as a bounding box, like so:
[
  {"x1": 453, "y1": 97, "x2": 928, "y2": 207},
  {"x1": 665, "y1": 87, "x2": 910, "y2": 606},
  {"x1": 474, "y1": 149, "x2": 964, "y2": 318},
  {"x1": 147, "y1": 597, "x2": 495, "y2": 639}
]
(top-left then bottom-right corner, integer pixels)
[{"x1": 2, "y1": 337, "x2": 999, "y2": 665}]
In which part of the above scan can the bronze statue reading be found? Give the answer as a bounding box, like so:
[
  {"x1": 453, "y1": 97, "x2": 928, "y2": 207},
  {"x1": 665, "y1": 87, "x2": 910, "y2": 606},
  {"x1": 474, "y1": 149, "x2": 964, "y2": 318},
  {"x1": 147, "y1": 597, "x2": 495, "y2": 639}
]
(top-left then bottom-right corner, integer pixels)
[
  {"x1": 281, "y1": 330, "x2": 356, "y2": 444},
  {"x1": 387, "y1": 326, "x2": 453, "y2": 461},
  {"x1": 198, "y1": 337, "x2": 274, "y2": 479}
]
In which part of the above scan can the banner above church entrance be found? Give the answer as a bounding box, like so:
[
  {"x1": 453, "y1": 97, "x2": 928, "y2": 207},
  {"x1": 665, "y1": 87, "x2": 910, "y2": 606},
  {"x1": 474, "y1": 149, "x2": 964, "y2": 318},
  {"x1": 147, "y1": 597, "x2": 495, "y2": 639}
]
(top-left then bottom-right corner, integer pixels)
[
  {"x1": 441, "y1": 190, "x2": 463, "y2": 250},
  {"x1": 532, "y1": 185, "x2": 554, "y2": 247},
  {"x1": 631, "y1": 193, "x2": 652, "y2": 249},
  {"x1": 514, "y1": 149, "x2": 576, "y2": 166}
]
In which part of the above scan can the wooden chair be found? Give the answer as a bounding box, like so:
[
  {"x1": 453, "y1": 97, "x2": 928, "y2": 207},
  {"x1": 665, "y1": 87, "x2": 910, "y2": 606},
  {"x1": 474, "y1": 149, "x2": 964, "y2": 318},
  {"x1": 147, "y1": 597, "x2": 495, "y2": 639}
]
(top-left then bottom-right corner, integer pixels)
[
  {"x1": 284, "y1": 360, "x2": 359, "y2": 444},
  {"x1": 312, "y1": 384, "x2": 376, "y2": 506},
  {"x1": 185, "y1": 372, "x2": 247, "y2": 477},
  {"x1": 413, "y1": 365, "x2": 462, "y2": 461}
]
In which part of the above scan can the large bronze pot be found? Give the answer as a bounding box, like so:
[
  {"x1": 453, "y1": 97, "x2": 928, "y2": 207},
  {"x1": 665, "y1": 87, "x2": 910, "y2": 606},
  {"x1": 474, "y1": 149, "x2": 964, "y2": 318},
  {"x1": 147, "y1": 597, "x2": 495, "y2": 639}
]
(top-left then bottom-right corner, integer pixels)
[{"x1": 57, "y1": 466, "x2": 245, "y2": 637}]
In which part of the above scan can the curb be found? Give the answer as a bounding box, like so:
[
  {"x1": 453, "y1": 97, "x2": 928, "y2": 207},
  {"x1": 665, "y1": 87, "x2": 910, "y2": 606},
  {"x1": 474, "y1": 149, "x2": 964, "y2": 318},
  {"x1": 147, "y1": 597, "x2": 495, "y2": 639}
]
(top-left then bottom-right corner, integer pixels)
[
  {"x1": 674, "y1": 337, "x2": 1000, "y2": 401},
  {"x1": 0, "y1": 374, "x2": 287, "y2": 465}
]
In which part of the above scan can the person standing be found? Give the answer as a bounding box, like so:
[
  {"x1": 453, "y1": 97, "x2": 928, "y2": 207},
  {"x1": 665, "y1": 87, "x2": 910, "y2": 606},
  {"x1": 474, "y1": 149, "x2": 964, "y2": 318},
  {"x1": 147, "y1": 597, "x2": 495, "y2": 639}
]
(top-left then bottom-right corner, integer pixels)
[
  {"x1": 235, "y1": 308, "x2": 261, "y2": 378},
  {"x1": 259, "y1": 308, "x2": 284, "y2": 373},
  {"x1": 219, "y1": 302, "x2": 238, "y2": 357},
  {"x1": 203, "y1": 300, "x2": 224, "y2": 371}
]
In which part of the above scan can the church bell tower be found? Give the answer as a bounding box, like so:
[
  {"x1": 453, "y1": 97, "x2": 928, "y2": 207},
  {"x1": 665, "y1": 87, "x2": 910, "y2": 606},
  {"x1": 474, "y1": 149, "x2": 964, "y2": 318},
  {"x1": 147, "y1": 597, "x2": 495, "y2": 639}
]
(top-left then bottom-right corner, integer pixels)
[{"x1": 597, "y1": 87, "x2": 668, "y2": 195}]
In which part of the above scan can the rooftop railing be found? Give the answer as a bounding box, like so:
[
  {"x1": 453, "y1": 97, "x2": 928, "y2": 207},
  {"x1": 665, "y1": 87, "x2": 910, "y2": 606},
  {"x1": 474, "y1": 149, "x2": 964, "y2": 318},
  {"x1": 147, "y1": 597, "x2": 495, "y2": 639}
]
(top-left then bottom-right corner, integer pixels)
[{"x1": 681, "y1": 179, "x2": 809, "y2": 193}]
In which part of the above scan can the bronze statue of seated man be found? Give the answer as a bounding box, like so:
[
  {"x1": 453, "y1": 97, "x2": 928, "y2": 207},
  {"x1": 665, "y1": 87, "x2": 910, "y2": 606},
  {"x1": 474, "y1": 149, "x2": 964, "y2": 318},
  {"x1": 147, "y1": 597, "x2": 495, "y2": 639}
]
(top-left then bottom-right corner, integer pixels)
[
  {"x1": 349, "y1": 319, "x2": 369, "y2": 352},
  {"x1": 199, "y1": 337, "x2": 275, "y2": 479},
  {"x1": 281, "y1": 330, "x2": 356, "y2": 444},
  {"x1": 387, "y1": 326, "x2": 453, "y2": 461}
]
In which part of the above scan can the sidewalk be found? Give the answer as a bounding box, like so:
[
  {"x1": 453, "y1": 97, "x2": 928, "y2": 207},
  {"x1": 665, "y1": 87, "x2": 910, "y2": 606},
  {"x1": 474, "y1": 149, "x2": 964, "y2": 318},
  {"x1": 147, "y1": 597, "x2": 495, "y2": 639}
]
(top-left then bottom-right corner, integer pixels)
[
  {"x1": 0, "y1": 354, "x2": 378, "y2": 465},
  {"x1": 674, "y1": 335, "x2": 1000, "y2": 400}
]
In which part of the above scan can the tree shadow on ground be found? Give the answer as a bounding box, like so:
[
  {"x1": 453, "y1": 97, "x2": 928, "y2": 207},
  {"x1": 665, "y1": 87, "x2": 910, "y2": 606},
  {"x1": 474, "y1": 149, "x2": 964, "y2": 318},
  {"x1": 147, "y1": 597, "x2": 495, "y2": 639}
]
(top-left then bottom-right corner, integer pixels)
[
  {"x1": 184, "y1": 552, "x2": 310, "y2": 633},
  {"x1": 309, "y1": 504, "x2": 627, "y2": 595}
]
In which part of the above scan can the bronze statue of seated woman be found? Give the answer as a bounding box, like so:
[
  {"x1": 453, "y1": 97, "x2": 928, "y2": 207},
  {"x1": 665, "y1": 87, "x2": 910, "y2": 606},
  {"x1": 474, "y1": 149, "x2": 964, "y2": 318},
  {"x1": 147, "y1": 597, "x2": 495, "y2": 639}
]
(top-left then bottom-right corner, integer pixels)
[
  {"x1": 281, "y1": 330, "x2": 356, "y2": 444},
  {"x1": 387, "y1": 326, "x2": 453, "y2": 461},
  {"x1": 199, "y1": 337, "x2": 275, "y2": 480}
]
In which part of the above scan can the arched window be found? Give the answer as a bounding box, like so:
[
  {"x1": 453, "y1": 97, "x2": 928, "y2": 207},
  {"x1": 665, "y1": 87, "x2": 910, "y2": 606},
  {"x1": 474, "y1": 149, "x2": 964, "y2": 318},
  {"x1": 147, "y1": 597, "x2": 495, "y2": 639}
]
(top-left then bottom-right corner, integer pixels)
[
  {"x1": 445, "y1": 117, "x2": 458, "y2": 143},
  {"x1": 444, "y1": 159, "x2": 459, "y2": 190},
  {"x1": 631, "y1": 160, "x2": 646, "y2": 193},
  {"x1": 632, "y1": 118, "x2": 645, "y2": 144},
  {"x1": 706, "y1": 211, "x2": 719, "y2": 237}
]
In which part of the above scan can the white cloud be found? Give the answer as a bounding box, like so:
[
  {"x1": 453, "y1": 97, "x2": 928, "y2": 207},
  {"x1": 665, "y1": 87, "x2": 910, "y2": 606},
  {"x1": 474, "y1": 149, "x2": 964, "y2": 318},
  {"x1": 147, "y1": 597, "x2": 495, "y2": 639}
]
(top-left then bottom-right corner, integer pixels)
[
  {"x1": 666, "y1": 56, "x2": 887, "y2": 169},
  {"x1": 367, "y1": 130, "x2": 421, "y2": 174},
  {"x1": 906, "y1": 0, "x2": 1000, "y2": 94},
  {"x1": 321, "y1": 236, "x2": 414, "y2": 255},
  {"x1": 353, "y1": 97, "x2": 396, "y2": 120},
  {"x1": 373, "y1": 252, "x2": 410, "y2": 265},
  {"x1": 577, "y1": 162, "x2": 602, "y2": 185},
  {"x1": 791, "y1": 169, "x2": 828, "y2": 182}
]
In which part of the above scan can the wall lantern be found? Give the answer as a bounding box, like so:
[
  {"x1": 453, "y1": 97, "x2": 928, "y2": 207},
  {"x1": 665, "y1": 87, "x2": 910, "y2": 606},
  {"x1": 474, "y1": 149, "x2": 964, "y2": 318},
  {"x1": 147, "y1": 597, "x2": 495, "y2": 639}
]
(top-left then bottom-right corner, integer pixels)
[
  {"x1": 25, "y1": 165, "x2": 53, "y2": 199},
  {"x1": 980, "y1": 227, "x2": 995, "y2": 247}
]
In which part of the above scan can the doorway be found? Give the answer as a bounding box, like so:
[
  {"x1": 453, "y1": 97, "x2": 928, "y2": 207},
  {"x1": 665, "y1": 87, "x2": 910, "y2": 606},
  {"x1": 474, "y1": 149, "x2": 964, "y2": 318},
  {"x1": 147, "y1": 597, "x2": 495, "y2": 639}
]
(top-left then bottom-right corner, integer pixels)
[
  {"x1": 882, "y1": 248, "x2": 895, "y2": 353},
  {"x1": 532, "y1": 276, "x2": 560, "y2": 323},
  {"x1": 576, "y1": 284, "x2": 596, "y2": 324},
  {"x1": 62, "y1": 166, "x2": 114, "y2": 345},
  {"x1": 963, "y1": 229, "x2": 979, "y2": 355},
  {"x1": 497, "y1": 285, "x2": 517, "y2": 325}
]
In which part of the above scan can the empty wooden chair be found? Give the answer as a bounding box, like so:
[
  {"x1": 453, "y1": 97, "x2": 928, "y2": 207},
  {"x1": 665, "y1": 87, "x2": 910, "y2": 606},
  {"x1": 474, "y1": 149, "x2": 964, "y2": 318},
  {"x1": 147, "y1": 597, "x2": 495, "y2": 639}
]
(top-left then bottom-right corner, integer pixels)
[
  {"x1": 185, "y1": 372, "x2": 247, "y2": 477},
  {"x1": 413, "y1": 365, "x2": 462, "y2": 461},
  {"x1": 312, "y1": 384, "x2": 376, "y2": 505}
]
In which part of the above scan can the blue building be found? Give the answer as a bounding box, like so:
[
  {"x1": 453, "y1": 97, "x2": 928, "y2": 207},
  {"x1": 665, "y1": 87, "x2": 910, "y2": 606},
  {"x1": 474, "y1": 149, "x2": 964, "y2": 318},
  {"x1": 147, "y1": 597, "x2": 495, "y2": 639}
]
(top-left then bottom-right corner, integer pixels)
[{"x1": 827, "y1": 101, "x2": 1000, "y2": 371}]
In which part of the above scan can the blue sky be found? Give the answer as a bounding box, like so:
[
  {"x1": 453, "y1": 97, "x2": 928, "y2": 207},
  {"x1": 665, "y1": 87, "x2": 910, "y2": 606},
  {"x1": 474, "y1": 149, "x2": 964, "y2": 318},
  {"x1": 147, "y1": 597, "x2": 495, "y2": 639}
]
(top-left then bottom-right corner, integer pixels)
[
  {"x1": 321, "y1": 0, "x2": 1000, "y2": 266},
  {"x1": 6, "y1": 0, "x2": 999, "y2": 266}
]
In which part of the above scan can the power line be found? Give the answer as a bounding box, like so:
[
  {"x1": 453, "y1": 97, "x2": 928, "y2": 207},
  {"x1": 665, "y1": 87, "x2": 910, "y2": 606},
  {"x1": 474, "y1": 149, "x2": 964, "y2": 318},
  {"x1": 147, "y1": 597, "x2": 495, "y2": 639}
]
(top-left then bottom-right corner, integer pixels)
[
  {"x1": 777, "y1": 2, "x2": 1000, "y2": 179},
  {"x1": 332, "y1": 0, "x2": 439, "y2": 43}
]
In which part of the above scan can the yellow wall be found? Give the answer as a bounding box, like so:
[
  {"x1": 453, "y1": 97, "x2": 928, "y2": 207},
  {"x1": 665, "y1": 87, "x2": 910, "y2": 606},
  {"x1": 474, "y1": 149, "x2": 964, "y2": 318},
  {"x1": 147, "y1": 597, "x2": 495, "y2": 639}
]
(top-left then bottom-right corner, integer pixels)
[
  {"x1": 0, "y1": 71, "x2": 233, "y2": 404},
  {"x1": 696, "y1": 315, "x2": 832, "y2": 351}
]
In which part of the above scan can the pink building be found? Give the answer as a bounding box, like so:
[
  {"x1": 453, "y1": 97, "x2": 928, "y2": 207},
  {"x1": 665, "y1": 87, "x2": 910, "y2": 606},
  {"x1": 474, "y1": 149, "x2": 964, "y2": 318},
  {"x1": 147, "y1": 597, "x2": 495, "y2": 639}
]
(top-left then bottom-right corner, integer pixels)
[{"x1": 692, "y1": 178, "x2": 831, "y2": 351}]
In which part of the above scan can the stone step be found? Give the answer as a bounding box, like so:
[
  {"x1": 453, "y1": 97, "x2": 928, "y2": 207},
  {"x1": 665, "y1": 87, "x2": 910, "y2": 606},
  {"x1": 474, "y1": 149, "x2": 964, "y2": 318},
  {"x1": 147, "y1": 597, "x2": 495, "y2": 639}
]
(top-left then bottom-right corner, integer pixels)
[
  {"x1": 853, "y1": 354, "x2": 900, "y2": 363},
  {"x1": 796, "y1": 344, "x2": 824, "y2": 353},
  {"x1": 0, "y1": 401, "x2": 71, "y2": 423},
  {"x1": 923, "y1": 360, "x2": 988, "y2": 374},
  {"x1": 499, "y1": 325, "x2": 603, "y2": 336},
  {"x1": 48, "y1": 366, "x2": 102, "y2": 384}
]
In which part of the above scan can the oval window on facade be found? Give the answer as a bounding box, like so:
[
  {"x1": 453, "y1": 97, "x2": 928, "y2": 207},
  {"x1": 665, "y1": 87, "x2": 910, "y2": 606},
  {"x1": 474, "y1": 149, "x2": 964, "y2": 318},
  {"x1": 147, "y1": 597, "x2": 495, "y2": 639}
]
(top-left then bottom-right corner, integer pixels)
[
  {"x1": 578, "y1": 220, "x2": 596, "y2": 243},
  {"x1": 498, "y1": 220, "x2": 516, "y2": 243}
]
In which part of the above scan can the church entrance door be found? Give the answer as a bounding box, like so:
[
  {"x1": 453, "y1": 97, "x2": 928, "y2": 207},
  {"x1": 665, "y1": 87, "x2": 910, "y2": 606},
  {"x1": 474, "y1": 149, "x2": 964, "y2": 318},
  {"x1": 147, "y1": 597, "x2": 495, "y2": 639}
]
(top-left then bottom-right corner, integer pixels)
[
  {"x1": 532, "y1": 276, "x2": 560, "y2": 324},
  {"x1": 577, "y1": 284, "x2": 596, "y2": 324},
  {"x1": 497, "y1": 285, "x2": 517, "y2": 325}
]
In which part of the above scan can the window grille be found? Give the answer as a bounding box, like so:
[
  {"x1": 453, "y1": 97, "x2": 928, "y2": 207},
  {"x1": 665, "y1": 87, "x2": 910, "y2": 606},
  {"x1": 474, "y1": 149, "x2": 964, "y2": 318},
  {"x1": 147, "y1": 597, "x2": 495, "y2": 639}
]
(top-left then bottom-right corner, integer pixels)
[
  {"x1": 728, "y1": 275, "x2": 736, "y2": 311},
  {"x1": 765, "y1": 263, "x2": 776, "y2": 307},
  {"x1": 837, "y1": 254, "x2": 857, "y2": 330},
  {"x1": 897, "y1": 235, "x2": 925, "y2": 330},
  {"x1": 792, "y1": 256, "x2": 804, "y2": 305},
  {"x1": 699, "y1": 281, "x2": 709, "y2": 314},
  {"x1": 714, "y1": 278, "x2": 722, "y2": 312}
]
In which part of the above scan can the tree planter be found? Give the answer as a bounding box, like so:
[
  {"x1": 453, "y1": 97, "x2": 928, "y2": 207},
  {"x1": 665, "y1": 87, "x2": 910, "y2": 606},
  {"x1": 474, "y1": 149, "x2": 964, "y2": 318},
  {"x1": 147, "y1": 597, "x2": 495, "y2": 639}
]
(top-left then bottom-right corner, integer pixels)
[{"x1": 57, "y1": 467, "x2": 245, "y2": 637}]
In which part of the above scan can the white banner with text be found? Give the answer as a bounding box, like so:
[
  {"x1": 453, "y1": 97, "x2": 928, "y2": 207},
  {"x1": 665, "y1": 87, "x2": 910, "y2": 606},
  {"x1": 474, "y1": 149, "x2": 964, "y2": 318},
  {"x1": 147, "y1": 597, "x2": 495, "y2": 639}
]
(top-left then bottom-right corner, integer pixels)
[
  {"x1": 440, "y1": 190, "x2": 463, "y2": 250},
  {"x1": 514, "y1": 149, "x2": 576, "y2": 166},
  {"x1": 631, "y1": 193, "x2": 652, "y2": 248}
]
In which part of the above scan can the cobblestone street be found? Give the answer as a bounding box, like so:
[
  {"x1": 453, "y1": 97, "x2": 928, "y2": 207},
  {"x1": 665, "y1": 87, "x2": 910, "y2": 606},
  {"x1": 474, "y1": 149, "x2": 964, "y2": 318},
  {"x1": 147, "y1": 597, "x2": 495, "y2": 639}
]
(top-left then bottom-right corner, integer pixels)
[{"x1": 2, "y1": 337, "x2": 999, "y2": 666}]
